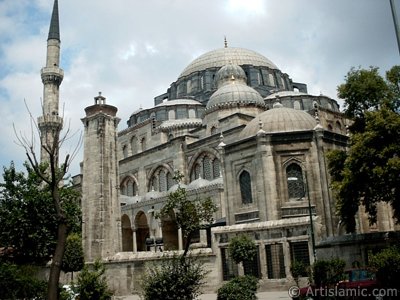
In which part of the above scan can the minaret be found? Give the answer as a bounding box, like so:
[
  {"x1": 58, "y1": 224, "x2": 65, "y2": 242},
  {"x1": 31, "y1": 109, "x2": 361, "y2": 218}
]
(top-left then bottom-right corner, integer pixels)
[
  {"x1": 38, "y1": 0, "x2": 64, "y2": 163},
  {"x1": 81, "y1": 93, "x2": 122, "y2": 261}
]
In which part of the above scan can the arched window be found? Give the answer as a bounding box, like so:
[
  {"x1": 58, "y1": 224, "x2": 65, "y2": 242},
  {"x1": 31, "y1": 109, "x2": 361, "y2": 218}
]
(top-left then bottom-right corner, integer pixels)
[
  {"x1": 141, "y1": 137, "x2": 146, "y2": 152},
  {"x1": 131, "y1": 136, "x2": 138, "y2": 154},
  {"x1": 213, "y1": 159, "x2": 220, "y2": 178},
  {"x1": 328, "y1": 124, "x2": 333, "y2": 131},
  {"x1": 121, "y1": 178, "x2": 138, "y2": 196},
  {"x1": 210, "y1": 126, "x2": 217, "y2": 135},
  {"x1": 293, "y1": 101, "x2": 301, "y2": 110},
  {"x1": 159, "y1": 170, "x2": 167, "y2": 192},
  {"x1": 122, "y1": 145, "x2": 128, "y2": 158},
  {"x1": 239, "y1": 171, "x2": 253, "y2": 204},
  {"x1": 286, "y1": 163, "x2": 305, "y2": 200},
  {"x1": 149, "y1": 168, "x2": 174, "y2": 192},
  {"x1": 335, "y1": 121, "x2": 342, "y2": 133},
  {"x1": 190, "y1": 154, "x2": 221, "y2": 182}
]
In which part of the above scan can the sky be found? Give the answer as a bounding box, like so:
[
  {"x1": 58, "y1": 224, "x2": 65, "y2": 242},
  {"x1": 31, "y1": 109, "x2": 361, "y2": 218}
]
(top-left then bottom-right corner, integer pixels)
[{"x1": 0, "y1": 0, "x2": 399, "y2": 178}]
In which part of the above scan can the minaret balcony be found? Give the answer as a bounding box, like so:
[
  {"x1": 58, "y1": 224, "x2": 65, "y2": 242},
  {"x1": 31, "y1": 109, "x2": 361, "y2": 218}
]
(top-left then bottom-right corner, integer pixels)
[
  {"x1": 38, "y1": 115, "x2": 63, "y2": 128},
  {"x1": 41, "y1": 67, "x2": 64, "y2": 84}
]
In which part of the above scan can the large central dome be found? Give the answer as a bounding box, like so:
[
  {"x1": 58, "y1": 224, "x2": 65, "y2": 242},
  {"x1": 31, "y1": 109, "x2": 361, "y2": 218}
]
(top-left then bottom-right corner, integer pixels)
[{"x1": 179, "y1": 47, "x2": 278, "y2": 78}]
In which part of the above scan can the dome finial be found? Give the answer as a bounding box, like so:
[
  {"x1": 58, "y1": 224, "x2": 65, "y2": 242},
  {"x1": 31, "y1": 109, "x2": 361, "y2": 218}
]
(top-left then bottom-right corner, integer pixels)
[{"x1": 224, "y1": 36, "x2": 228, "y2": 48}]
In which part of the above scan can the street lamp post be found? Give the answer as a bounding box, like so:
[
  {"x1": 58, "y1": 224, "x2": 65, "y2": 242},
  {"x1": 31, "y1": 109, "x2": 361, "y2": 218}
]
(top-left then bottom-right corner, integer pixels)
[{"x1": 288, "y1": 172, "x2": 317, "y2": 261}]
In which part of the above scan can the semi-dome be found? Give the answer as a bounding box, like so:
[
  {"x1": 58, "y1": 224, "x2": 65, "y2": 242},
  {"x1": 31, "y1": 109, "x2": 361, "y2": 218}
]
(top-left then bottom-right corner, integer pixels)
[
  {"x1": 240, "y1": 105, "x2": 317, "y2": 138},
  {"x1": 179, "y1": 47, "x2": 278, "y2": 78},
  {"x1": 206, "y1": 82, "x2": 265, "y2": 111}
]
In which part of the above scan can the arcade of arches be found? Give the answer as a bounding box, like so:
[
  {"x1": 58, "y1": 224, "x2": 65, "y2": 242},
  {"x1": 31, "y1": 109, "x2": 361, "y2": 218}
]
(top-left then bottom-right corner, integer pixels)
[{"x1": 121, "y1": 209, "x2": 206, "y2": 252}]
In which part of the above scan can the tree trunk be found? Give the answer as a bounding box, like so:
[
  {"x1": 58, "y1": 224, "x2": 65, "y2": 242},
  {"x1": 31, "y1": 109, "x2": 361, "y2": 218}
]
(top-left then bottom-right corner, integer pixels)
[
  {"x1": 47, "y1": 221, "x2": 68, "y2": 300},
  {"x1": 182, "y1": 231, "x2": 193, "y2": 258}
]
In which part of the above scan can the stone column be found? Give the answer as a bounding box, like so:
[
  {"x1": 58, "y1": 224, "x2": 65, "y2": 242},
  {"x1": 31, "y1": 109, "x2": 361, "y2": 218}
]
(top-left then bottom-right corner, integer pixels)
[
  {"x1": 178, "y1": 228, "x2": 183, "y2": 251},
  {"x1": 132, "y1": 229, "x2": 137, "y2": 253},
  {"x1": 282, "y1": 238, "x2": 291, "y2": 279}
]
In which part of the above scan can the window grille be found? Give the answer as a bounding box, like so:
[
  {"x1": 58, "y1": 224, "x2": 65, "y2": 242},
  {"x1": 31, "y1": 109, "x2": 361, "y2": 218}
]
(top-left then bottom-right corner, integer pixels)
[
  {"x1": 159, "y1": 170, "x2": 167, "y2": 192},
  {"x1": 266, "y1": 244, "x2": 286, "y2": 279},
  {"x1": 286, "y1": 164, "x2": 305, "y2": 199},
  {"x1": 127, "y1": 180, "x2": 134, "y2": 196},
  {"x1": 167, "y1": 172, "x2": 174, "y2": 190},
  {"x1": 221, "y1": 248, "x2": 238, "y2": 281},
  {"x1": 203, "y1": 157, "x2": 212, "y2": 180},
  {"x1": 195, "y1": 163, "x2": 201, "y2": 179},
  {"x1": 290, "y1": 241, "x2": 310, "y2": 267},
  {"x1": 243, "y1": 246, "x2": 261, "y2": 278},
  {"x1": 239, "y1": 171, "x2": 253, "y2": 204},
  {"x1": 213, "y1": 159, "x2": 220, "y2": 178}
]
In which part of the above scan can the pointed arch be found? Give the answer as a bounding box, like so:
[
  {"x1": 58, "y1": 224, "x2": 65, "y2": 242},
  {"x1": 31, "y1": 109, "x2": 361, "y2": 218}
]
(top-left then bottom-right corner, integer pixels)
[
  {"x1": 188, "y1": 149, "x2": 221, "y2": 182},
  {"x1": 134, "y1": 211, "x2": 149, "y2": 252},
  {"x1": 120, "y1": 176, "x2": 138, "y2": 196},
  {"x1": 148, "y1": 164, "x2": 175, "y2": 192},
  {"x1": 121, "y1": 214, "x2": 133, "y2": 252}
]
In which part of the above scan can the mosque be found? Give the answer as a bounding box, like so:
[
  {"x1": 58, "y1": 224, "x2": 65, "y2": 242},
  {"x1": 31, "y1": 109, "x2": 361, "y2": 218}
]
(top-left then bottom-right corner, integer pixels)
[{"x1": 39, "y1": 0, "x2": 399, "y2": 294}]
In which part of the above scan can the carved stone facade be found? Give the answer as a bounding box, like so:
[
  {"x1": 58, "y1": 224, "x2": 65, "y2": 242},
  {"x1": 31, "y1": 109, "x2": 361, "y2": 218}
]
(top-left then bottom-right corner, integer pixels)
[{"x1": 41, "y1": 1, "x2": 399, "y2": 295}]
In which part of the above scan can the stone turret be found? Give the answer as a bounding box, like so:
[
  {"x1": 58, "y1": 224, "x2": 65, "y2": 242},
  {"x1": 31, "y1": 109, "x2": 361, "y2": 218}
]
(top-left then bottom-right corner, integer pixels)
[
  {"x1": 81, "y1": 93, "x2": 122, "y2": 261},
  {"x1": 38, "y1": 0, "x2": 64, "y2": 163}
]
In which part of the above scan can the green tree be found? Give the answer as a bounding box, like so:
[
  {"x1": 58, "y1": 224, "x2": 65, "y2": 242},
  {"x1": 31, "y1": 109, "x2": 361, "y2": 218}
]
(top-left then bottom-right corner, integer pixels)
[
  {"x1": 368, "y1": 246, "x2": 400, "y2": 290},
  {"x1": 327, "y1": 106, "x2": 400, "y2": 232},
  {"x1": 217, "y1": 275, "x2": 258, "y2": 300},
  {"x1": 311, "y1": 258, "x2": 345, "y2": 288},
  {"x1": 61, "y1": 233, "x2": 84, "y2": 281},
  {"x1": 157, "y1": 171, "x2": 217, "y2": 257},
  {"x1": 75, "y1": 260, "x2": 113, "y2": 300},
  {"x1": 140, "y1": 255, "x2": 208, "y2": 300},
  {"x1": 141, "y1": 171, "x2": 217, "y2": 300},
  {"x1": 337, "y1": 66, "x2": 390, "y2": 120},
  {"x1": 0, "y1": 162, "x2": 81, "y2": 265},
  {"x1": 328, "y1": 65, "x2": 400, "y2": 232},
  {"x1": 228, "y1": 234, "x2": 257, "y2": 265}
]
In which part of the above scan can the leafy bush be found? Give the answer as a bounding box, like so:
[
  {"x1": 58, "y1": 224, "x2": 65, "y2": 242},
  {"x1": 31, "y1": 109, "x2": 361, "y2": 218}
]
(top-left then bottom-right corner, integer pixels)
[
  {"x1": 62, "y1": 233, "x2": 84, "y2": 280},
  {"x1": 75, "y1": 260, "x2": 113, "y2": 300},
  {"x1": 0, "y1": 262, "x2": 47, "y2": 299},
  {"x1": 217, "y1": 275, "x2": 258, "y2": 300},
  {"x1": 228, "y1": 235, "x2": 257, "y2": 264},
  {"x1": 290, "y1": 260, "x2": 308, "y2": 287},
  {"x1": 368, "y1": 246, "x2": 400, "y2": 289},
  {"x1": 312, "y1": 258, "x2": 345, "y2": 287},
  {"x1": 140, "y1": 255, "x2": 208, "y2": 300}
]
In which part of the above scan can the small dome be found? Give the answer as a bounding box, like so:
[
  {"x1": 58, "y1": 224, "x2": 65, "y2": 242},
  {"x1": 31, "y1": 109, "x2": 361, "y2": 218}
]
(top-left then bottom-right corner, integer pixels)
[
  {"x1": 240, "y1": 106, "x2": 317, "y2": 138},
  {"x1": 144, "y1": 190, "x2": 162, "y2": 201},
  {"x1": 168, "y1": 183, "x2": 188, "y2": 193},
  {"x1": 188, "y1": 177, "x2": 211, "y2": 189},
  {"x1": 206, "y1": 83, "x2": 265, "y2": 111},
  {"x1": 214, "y1": 64, "x2": 247, "y2": 88}
]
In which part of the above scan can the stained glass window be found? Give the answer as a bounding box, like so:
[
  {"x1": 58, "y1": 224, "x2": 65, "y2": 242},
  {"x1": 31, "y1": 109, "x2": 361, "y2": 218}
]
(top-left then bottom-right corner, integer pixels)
[
  {"x1": 159, "y1": 170, "x2": 167, "y2": 192},
  {"x1": 213, "y1": 159, "x2": 220, "y2": 178}
]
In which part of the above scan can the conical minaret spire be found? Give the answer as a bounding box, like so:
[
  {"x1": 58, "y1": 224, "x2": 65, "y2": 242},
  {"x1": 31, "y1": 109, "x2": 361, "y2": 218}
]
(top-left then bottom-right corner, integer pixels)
[
  {"x1": 48, "y1": 0, "x2": 60, "y2": 41},
  {"x1": 38, "y1": 0, "x2": 64, "y2": 164}
]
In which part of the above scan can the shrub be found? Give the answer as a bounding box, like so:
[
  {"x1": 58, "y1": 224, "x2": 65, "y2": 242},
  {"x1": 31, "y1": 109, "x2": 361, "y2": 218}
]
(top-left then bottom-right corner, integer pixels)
[
  {"x1": 217, "y1": 275, "x2": 258, "y2": 300},
  {"x1": 140, "y1": 255, "x2": 208, "y2": 300},
  {"x1": 368, "y1": 246, "x2": 400, "y2": 289},
  {"x1": 75, "y1": 260, "x2": 113, "y2": 300},
  {"x1": 290, "y1": 260, "x2": 308, "y2": 287},
  {"x1": 0, "y1": 262, "x2": 47, "y2": 299},
  {"x1": 312, "y1": 258, "x2": 345, "y2": 287},
  {"x1": 228, "y1": 234, "x2": 257, "y2": 264}
]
